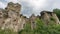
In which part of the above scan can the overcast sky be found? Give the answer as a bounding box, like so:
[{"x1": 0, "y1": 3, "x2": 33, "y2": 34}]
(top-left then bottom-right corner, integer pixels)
[{"x1": 0, "y1": 0, "x2": 60, "y2": 17}]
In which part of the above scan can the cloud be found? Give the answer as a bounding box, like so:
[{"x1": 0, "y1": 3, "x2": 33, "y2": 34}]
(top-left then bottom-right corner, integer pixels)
[
  {"x1": 52, "y1": 0, "x2": 60, "y2": 9},
  {"x1": 5, "y1": 0, "x2": 18, "y2": 3},
  {"x1": 19, "y1": 0, "x2": 55, "y2": 16},
  {"x1": 22, "y1": 0, "x2": 46, "y2": 8},
  {"x1": 0, "y1": 1, "x2": 6, "y2": 9},
  {"x1": 0, "y1": 0, "x2": 60, "y2": 17}
]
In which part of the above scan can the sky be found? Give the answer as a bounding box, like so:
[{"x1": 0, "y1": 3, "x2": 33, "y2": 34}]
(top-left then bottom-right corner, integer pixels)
[{"x1": 0, "y1": 0, "x2": 60, "y2": 17}]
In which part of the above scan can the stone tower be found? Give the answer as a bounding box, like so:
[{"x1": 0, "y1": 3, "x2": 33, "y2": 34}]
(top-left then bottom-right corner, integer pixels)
[
  {"x1": 29, "y1": 14, "x2": 36, "y2": 30},
  {"x1": 1, "y1": 2, "x2": 22, "y2": 32},
  {"x1": 5, "y1": 2, "x2": 21, "y2": 13}
]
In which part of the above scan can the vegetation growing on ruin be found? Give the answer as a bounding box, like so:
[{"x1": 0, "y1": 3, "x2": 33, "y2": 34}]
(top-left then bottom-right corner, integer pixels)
[
  {"x1": 0, "y1": 17, "x2": 60, "y2": 34},
  {"x1": 18, "y1": 18, "x2": 60, "y2": 34},
  {"x1": 0, "y1": 29, "x2": 17, "y2": 34}
]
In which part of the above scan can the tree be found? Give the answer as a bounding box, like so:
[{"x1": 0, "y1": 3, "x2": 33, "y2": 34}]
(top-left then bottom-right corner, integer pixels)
[{"x1": 53, "y1": 9, "x2": 60, "y2": 20}]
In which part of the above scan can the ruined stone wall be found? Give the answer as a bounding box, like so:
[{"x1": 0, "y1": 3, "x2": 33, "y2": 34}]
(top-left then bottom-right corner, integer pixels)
[
  {"x1": 52, "y1": 13, "x2": 60, "y2": 24},
  {"x1": 29, "y1": 14, "x2": 37, "y2": 30},
  {"x1": 41, "y1": 12, "x2": 50, "y2": 24},
  {"x1": 40, "y1": 11, "x2": 60, "y2": 25},
  {"x1": 0, "y1": 2, "x2": 26, "y2": 32},
  {"x1": 0, "y1": 2, "x2": 59, "y2": 32}
]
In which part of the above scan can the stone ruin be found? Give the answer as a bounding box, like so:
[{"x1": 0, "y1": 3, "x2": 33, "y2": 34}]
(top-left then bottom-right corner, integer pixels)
[
  {"x1": 40, "y1": 11, "x2": 60, "y2": 24},
  {"x1": 0, "y1": 2, "x2": 26, "y2": 32},
  {"x1": 29, "y1": 14, "x2": 37, "y2": 30},
  {"x1": 0, "y1": 2, "x2": 59, "y2": 32}
]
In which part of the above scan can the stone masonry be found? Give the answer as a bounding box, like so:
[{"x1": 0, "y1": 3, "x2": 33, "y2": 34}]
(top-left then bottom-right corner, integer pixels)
[
  {"x1": 40, "y1": 11, "x2": 60, "y2": 24},
  {"x1": 0, "y1": 2, "x2": 59, "y2": 32}
]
